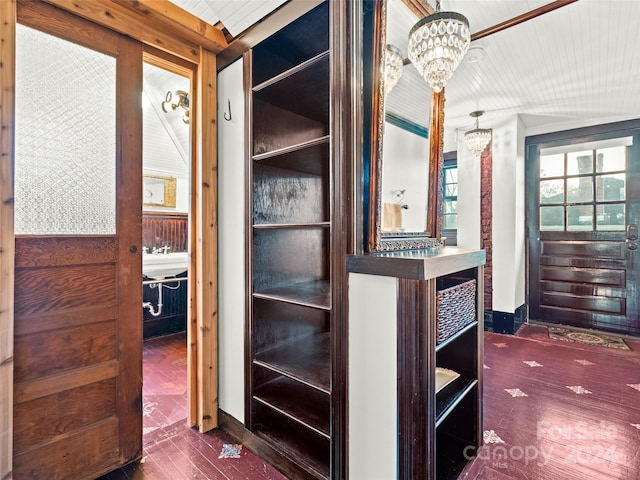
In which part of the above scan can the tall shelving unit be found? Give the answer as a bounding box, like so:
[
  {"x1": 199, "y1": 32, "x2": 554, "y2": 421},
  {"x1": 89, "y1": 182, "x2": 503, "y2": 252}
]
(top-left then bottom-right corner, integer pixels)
[{"x1": 245, "y1": 3, "x2": 333, "y2": 478}]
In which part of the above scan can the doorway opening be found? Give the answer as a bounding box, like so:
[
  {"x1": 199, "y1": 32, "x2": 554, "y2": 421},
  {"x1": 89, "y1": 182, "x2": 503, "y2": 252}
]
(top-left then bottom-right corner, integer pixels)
[{"x1": 141, "y1": 55, "x2": 193, "y2": 439}]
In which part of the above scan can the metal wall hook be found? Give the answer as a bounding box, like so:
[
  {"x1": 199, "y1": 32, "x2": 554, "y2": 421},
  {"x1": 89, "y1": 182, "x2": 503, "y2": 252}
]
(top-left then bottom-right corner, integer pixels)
[{"x1": 223, "y1": 99, "x2": 232, "y2": 121}]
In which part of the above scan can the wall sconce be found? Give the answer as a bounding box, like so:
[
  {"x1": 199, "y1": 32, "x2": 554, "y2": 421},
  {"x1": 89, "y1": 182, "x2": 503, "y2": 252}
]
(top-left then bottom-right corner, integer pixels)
[{"x1": 161, "y1": 90, "x2": 190, "y2": 124}]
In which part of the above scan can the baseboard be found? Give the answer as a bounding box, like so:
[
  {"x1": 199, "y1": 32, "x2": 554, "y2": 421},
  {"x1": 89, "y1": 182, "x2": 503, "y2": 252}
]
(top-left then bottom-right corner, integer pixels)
[
  {"x1": 484, "y1": 305, "x2": 526, "y2": 335},
  {"x1": 218, "y1": 409, "x2": 322, "y2": 480}
]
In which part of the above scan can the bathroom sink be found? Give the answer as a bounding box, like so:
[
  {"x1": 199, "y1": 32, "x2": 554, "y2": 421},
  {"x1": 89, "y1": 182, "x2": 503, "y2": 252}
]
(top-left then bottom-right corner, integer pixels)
[{"x1": 143, "y1": 252, "x2": 189, "y2": 279}]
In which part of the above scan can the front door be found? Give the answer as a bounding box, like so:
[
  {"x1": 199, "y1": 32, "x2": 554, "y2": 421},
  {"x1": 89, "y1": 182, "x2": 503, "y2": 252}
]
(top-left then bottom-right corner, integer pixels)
[
  {"x1": 13, "y1": 2, "x2": 142, "y2": 478},
  {"x1": 527, "y1": 120, "x2": 640, "y2": 336}
]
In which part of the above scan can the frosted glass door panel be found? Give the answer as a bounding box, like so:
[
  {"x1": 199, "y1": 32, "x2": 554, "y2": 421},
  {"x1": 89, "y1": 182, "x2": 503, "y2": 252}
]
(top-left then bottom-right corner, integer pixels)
[{"x1": 15, "y1": 25, "x2": 116, "y2": 235}]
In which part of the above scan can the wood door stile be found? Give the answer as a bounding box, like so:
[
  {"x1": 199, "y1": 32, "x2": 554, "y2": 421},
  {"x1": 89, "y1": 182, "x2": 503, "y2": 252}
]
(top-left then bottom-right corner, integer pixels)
[
  {"x1": 194, "y1": 46, "x2": 219, "y2": 433},
  {"x1": 13, "y1": 3, "x2": 143, "y2": 478},
  {"x1": 0, "y1": 1, "x2": 15, "y2": 478}
]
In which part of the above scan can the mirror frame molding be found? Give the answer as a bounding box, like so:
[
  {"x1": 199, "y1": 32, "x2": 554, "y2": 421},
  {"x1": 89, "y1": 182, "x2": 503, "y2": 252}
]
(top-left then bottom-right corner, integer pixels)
[{"x1": 366, "y1": 0, "x2": 444, "y2": 252}]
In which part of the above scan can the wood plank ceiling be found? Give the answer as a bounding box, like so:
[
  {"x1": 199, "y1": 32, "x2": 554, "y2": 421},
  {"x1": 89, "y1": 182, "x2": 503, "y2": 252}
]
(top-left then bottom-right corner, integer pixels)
[
  {"x1": 383, "y1": 0, "x2": 640, "y2": 150},
  {"x1": 40, "y1": 0, "x2": 640, "y2": 153}
]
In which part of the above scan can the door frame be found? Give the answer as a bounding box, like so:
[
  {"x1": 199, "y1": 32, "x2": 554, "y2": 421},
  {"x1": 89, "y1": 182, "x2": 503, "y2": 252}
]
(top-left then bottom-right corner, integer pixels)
[{"x1": 0, "y1": 2, "x2": 219, "y2": 474}]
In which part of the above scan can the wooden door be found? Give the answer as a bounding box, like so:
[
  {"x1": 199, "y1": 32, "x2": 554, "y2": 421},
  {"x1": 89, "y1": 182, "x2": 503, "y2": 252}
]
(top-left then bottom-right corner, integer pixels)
[
  {"x1": 13, "y1": 2, "x2": 143, "y2": 478},
  {"x1": 527, "y1": 120, "x2": 640, "y2": 336}
]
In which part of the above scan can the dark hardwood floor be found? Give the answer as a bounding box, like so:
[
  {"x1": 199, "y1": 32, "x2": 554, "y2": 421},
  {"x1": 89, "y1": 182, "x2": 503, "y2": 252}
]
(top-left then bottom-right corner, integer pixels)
[
  {"x1": 99, "y1": 332, "x2": 287, "y2": 480},
  {"x1": 102, "y1": 325, "x2": 640, "y2": 479},
  {"x1": 462, "y1": 324, "x2": 640, "y2": 479}
]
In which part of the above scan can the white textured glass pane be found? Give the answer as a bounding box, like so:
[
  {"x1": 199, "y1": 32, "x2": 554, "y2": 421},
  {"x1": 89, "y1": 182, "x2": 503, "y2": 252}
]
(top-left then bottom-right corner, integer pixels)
[
  {"x1": 596, "y1": 204, "x2": 625, "y2": 231},
  {"x1": 596, "y1": 147, "x2": 626, "y2": 173},
  {"x1": 540, "y1": 154, "x2": 564, "y2": 178},
  {"x1": 567, "y1": 151, "x2": 593, "y2": 176},
  {"x1": 596, "y1": 174, "x2": 625, "y2": 202},
  {"x1": 567, "y1": 177, "x2": 593, "y2": 203},
  {"x1": 567, "y1": 205, "x2": 593, "y2": 231},
  {"x1": 540, "y1": 206, "x2": 564, "y2": 231},
  {"x1": 15, "y1": 25, "x2": 116, "y2": 235}
]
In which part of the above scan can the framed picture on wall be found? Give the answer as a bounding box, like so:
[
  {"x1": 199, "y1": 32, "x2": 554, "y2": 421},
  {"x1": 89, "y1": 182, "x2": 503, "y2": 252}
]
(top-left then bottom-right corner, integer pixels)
[{"x1": 143, "y1": 175, "x2": 177, "y2": 208}]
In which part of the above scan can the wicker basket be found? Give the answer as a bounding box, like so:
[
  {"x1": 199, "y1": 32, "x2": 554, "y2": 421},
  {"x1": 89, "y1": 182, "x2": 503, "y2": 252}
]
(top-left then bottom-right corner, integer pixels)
[{"x1": 436, "y1": 278, "x2": 476, "y2": 344}]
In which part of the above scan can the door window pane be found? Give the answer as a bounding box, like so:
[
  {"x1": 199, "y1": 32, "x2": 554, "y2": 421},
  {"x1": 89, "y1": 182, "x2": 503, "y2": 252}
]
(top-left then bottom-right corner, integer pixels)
[
  {"x1": 596, "y1": 174, "x2": 625, "y2": 202},
  {"x1": 15, "y1": 25, "x2": 116, "y2": 235},
  {"x1": 567, "y1": 205, "x2": 593, "y2": 230},
  {"x1": 567, "y1": 177, "x2": 593, "y2": 203},
  {"x1": 596, "y1": 146, "x2": 626, "y2": 172},
  {"x1": 540, "y1": 179, "x2": 564, "y2": 204},
  {"x1": 596, "y1": 204, "x2": 625, "y2": 231},
  {"x1": 540, "y1": 206, "x2": 564, "y2": 231},
  {"x1": 540, "y1": 154, "x2": 564, "y2": 178},
  {"x1": 567, "y1": 151, "x2": 593, "y2": 176}
]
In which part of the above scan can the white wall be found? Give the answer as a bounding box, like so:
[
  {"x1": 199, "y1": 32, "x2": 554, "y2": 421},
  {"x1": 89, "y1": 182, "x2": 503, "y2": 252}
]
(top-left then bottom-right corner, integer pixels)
[
  {"x1": 348, "y1": 273, "x2": 397, "y2": 480},
  {"x1": 381, "y1": 122, "x2": 430, "y2": 232},
  {"x1": 490, "y1": 115, "x2": 526, "y2": 313},
  {"x1": 456, "y1": 134, "x2": 481, "y2": 250},
  {"x1": 217, "y1": 59, "x2": 246, "y2": 422}
]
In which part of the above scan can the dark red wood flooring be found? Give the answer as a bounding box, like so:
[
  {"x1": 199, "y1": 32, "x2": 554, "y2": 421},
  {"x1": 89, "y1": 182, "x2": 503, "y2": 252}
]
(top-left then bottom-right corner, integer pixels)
[
  {"x1": 99, "y1": 332, "x2": 287, "y2": 480},
  {"x1": 102, "y1": 326, "x2": 640, "y2": 479},
  {"x1": 461, "y1": 324, "x2": 640, "y2": 479}
]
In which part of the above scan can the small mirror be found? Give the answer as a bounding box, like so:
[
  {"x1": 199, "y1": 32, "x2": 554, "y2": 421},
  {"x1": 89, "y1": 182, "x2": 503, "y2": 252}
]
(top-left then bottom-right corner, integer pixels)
[
  {"x1": 365, "y1": 0, "x2": 443, "y2": 251},
  {"x1": 143, "y1": 174, "x2": 177, "y2": 208}
]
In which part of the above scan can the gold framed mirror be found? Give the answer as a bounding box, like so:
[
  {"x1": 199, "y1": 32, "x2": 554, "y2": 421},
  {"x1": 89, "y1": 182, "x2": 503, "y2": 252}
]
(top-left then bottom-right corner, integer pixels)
[
  {"x1": 365, "y1": 0, "x2": 444, "y2": 252},
  {"x1": 143, "y1": 174, "x2": 177, "y2": 208}
]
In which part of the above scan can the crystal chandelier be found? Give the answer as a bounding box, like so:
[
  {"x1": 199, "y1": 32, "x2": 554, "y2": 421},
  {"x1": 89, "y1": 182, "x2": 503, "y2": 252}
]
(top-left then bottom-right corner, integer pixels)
[
  {"x1": 384, "y1": 44, "x2": 404, "y2": 94},
  {"x1": 464, "y1": 111, "x2": 491, "y2": 156},
  {"x1": 407, "y1": 0, "x2": 470, "y2": 93}
]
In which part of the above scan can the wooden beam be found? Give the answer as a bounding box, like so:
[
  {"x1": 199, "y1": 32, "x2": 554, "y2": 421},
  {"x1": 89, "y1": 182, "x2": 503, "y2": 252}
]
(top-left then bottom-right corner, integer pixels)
[
  {"x1": 401, "y1": 0, "x2": 435, "y2": 19},
  {"x1": 42, "y1": 0, "x2": 201, "y2": 63},
  {"x1": 0, "y1": 1, "x2": 15, "y2": 477},
  {"x1": 471, "y1": 0, "x2": 579, "y2": 42},
  {"x1": 111, "y1": 0, "x2": 228, "y2": 54},
  {"x1": 195, "y1": 47, "x2": 218, "y2": 433}
]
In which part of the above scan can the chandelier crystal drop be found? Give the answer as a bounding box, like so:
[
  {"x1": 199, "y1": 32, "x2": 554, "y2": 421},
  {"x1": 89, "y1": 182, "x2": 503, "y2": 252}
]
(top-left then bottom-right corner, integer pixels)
[
  {"x1": 464, "y1": 111, "x2": 491, "y2": 156},
  {"x1": 384, "y1": 44, "x2": 404, "y2": 94},
  {"x1": 407, "y1": 8, "x2": 470, "y2": 93}
]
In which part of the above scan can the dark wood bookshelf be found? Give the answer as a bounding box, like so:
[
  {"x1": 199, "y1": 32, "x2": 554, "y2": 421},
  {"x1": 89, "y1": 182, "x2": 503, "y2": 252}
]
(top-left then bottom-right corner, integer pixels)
[
  {"x1": 254, "y1": 332, "x2": 331, "y2": 393},
  {"x1": 246, "y1": 5, "x2": 334, "y2": 476},
  {"x1": 254, "y1": 376, "x2": 330, "y2": 437},
  {"x1": 253, "y1": 280, "x2": 331, "y2": 310},
  {"x1": 253, "y1": 222, "x2": 331, "y2": 229},
  {"x1": 436, "y1": 377, "x2": 478, "y2": 425},
  {"x1": 255, "y1": 423, "x2": 330, "y2": 480}
]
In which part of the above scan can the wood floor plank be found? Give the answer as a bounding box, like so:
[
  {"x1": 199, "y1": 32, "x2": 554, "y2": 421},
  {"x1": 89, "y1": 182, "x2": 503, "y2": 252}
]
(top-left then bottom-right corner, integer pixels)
[{"x1": 462, "y1": 325, "x2": 640, "y2": 479}]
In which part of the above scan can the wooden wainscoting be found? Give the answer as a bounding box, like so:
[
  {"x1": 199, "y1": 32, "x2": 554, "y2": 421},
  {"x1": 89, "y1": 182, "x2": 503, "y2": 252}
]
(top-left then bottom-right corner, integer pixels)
[{"x1": 143, "y1": 212, "x2": 188, "y2": 253}]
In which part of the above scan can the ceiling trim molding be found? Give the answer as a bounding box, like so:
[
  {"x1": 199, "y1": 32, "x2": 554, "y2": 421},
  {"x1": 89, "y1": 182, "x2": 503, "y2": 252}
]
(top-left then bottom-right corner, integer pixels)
[{"x1": 471, "y1": 0, "x2": 579, "y2": 42}]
